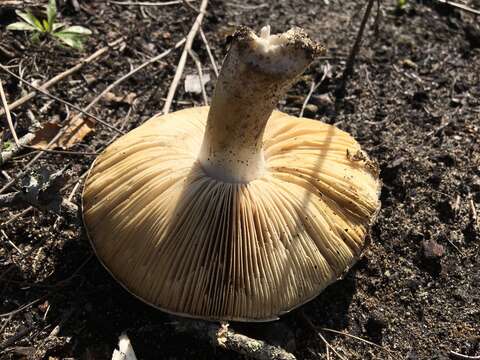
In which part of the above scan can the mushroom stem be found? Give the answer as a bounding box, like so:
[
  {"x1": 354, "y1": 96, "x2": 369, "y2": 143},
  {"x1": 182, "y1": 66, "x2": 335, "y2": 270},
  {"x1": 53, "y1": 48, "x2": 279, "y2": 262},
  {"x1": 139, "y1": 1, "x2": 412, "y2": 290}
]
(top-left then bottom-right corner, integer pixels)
[{"x1": 199, "y1": 26, "x2": 323, "y2": 183}]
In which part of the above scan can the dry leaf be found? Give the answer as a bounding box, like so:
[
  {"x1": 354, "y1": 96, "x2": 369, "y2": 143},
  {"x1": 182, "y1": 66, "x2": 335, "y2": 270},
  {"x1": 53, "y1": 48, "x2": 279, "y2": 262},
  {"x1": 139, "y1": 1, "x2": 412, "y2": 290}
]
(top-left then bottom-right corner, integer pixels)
[
  {"x1": 31, "y1": 122, "x2": 62, "y2": 149},
  {"x1": 57, "y1": 116, "x2": 95, "y2": 149},
  {"x1": 31, "y1": 116, "x2": 95, "y2": 150}
]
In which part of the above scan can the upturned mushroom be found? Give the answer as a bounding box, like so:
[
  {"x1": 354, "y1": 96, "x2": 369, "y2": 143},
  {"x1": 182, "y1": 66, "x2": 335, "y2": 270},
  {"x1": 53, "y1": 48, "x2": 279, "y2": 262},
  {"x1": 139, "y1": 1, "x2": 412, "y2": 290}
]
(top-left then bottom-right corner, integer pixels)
[{"x1": 82, "y1": 26, "x2": 381, "y2": 321}]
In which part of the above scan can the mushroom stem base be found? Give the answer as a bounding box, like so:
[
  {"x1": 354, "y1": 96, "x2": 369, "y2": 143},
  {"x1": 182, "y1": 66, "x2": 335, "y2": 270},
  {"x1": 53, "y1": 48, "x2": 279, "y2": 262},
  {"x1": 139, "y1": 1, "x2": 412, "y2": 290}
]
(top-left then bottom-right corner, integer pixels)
[{"x1": 198, "y1": 148, "x2": 266, "y2": 183}]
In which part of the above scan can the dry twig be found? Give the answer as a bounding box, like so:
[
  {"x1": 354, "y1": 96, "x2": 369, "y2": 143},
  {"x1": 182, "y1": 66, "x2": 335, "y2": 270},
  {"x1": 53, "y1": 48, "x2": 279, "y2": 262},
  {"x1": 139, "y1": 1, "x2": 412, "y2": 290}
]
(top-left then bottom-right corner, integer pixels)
[
  {"x1": 315, "y1": 330, "x2": 348, "y2": 360},
  {"x1": 0, "y1": 326, "x2": 33, "y2": 350},
  {"x1": 200, "y1": 28, "x2": 219, "y2": 77},
  {"x1": 0, "y1": 37, "x2": 186, "y2": 170},
  {"x1": 0, "y1": 37, "x2": 188, "y2": 203},
  {"x1": 187, "y1": 49, "x2": 209, "y2": 105},
  {"x1": 225, "y1": 3, "x2": 269, "y2": 10},
  {"x1": 0, "y1": 38, "x2": 124, "y2": 117},
  {"x1": 449, "y1": 351, "x2": 480, "y2": 360},
  {"x1": 0, "y1": 134, "x2": 36, "y2": 168},
  {"x1": 436, "y1": 0, "x2": 480, "y2": 16},
  {"x1": 0, "y1": 0, "x2": 39, "y2": 5},
  {"x1": 299, "y1": 312, "x2": 348, "y2": 360},
  {"x1": 0, "y1": 298, "x2": 43, "y2": 318},
  {"x1": 321, "y1": 327, "x2": 393, "y2": 356},
  {"x1": 22, "y1": 146, "x2": 98, "y2": 156},
  {"x1": 336, "y1": 0, "x2": 376, "y2": 98},
  {"x1": 0, "y1": 65, "x2": 123, "y2": 135},
  {"x1": 299, "y1": 63, "x2": 331, "y2": 117},
  {"x1": 162, "y1": 0, "x2": 209, "y2": 114},
  {"x1": 182, "y1": 0, "x2": 200, "y2": 12},
  {"x1": 469, "y1": 197, "x2": 478, "y2": 223},
  {"x1": 0, "y1": 79, "x2": 19, "y2": 146},
  {"x1": 76, "y1": 37, "x2": 186, "y2": 121},
  {"x1": 110, "y1": 0, "x2": 194, "y2": 5},
  {"x1": 0, "y1": 207, "x2": 33, "y2": 229},
  {"x1": 175, "y1": 320, "x2": 296, "y2": 360}
]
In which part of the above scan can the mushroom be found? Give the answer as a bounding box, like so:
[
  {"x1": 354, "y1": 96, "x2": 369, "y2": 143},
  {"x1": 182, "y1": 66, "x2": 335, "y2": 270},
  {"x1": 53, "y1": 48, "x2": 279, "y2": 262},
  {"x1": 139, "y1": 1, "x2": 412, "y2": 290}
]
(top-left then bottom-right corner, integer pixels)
[{"x1": 82, "y1": 25, "x2": 381, "y2": 321}]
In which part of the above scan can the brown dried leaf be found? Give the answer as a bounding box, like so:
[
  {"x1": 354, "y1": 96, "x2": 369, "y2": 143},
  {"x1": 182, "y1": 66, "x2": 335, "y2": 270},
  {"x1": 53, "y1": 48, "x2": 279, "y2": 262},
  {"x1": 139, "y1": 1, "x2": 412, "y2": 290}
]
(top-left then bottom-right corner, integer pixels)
[
  {"x1": 31, "y1": 122, "x2": 62, "y2": 149},
  {"x1": 57, "y1": 116, "x2": 95, "y2": 149},
  {"x1": 31, "y1": 116, "x2": 95, "y2": 150}
]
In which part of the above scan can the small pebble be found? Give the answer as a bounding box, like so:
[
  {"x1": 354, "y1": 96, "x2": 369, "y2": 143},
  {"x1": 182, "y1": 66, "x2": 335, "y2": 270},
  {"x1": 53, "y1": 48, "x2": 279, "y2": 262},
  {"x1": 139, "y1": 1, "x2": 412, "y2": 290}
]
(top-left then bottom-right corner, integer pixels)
[
  {"x1": 422, "y1": 239, "x2": 445, "y2": 260},
  {"x1": 302, "y1": 104, "x2": 318, "y2": 117}
]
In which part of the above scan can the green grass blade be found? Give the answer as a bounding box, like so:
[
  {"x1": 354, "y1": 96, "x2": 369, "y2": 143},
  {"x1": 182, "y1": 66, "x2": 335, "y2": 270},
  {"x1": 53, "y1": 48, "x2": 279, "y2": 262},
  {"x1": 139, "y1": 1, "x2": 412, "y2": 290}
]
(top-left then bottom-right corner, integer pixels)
[
  {"x1": 16, "y1": 11, "x2": 44, "y2": 32},
  {"x1": 7, "y1": 22, "x2": 37, "y2": 31},
  {"x1": 52, "y1": 22, "x2": 66, "y2": 31},
  {"x1": 58, "y1": 26, "x2": 92, "y2": 35},
  {"x1": 47, "y1": 0, "x2": 57, "y2": 32},
  {"x1": 53, "y1": 32, "x2": 85, "y2": 49}
]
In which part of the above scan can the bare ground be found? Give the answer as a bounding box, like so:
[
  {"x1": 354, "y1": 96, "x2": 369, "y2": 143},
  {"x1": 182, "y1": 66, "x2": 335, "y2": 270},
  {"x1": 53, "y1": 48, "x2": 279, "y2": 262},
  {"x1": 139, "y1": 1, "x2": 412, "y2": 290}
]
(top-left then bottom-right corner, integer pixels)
[{"x1": 0, "y1": 0, "x2": 479, "y2": 359}]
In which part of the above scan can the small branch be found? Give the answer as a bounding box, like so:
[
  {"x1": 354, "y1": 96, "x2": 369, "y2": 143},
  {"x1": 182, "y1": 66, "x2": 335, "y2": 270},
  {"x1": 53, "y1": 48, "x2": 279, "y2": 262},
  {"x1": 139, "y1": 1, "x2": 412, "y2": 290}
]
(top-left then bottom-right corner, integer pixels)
[
  {"x1": 70, "y1": 0, "x2": 81, "y2": 11},
  {"x1": 110, "y1": 0, "x2": 194, "y2": 5},
  {"x1": 23, "y1": 146, "x2": 98, "y2": 156},
  {"x1": 225, "y1": 3, "x2": 269, "y2": 10},
  {"x1": 0, "y1": 297, "x2": 43, "y2": 318},
  {"x1": 0, "y1": 65, "x2": 124, "y2": 135},
  {"x1": 0, "y1": 79, "x2": 19, "y2": 146},
  {"x1": 1, "y1": 229, "x2": 24, "y2": 254},
  {"x1": 0, "y1": 126, "x2": 74, "y2": 195},
  {"x1": 1, "y1": 81, "x2": 89, "y2": 167},
  {"x1": 49, "y1": 37, "x2": 187, "y2": 154},
  {"x1": 200, "y1": 28, "x2": 219, "y2": 77},
  {"x1": 0, "y1": 38, "x2": 124, "y2": 117},
  {"x1": 298, "y1": 311, "x2": 348, "y2": 360},
  {"x1": 436, "y1": 0, "x2": 480, "y2": 16},
  {"x1": 299, "y1": 63, "x2": 331, "y2": 117},
  {"x1": 175, "y1": 320, "x2": 296, "y2": 360},
  {"x1": 188, "y1": 49, "x2": 209, "y2": 105},
  {"x1": 315, "y1": 329, "x2": 348, "y2": 360},
  {"x1": 182, "y1": 0, "x2": 201, "y2": 12},
  {"x1": 0, "y1": 207, "x2": 33, "y2": 229},
  {"x1": 320, "y1": 327, "x2": 393, "y2": 356},
  {"x1": 0, "y1": 128, "x2": 36, "y2": 165},
  {"x1": 76, "y1": 37, "x2": 186, "y2": 123},
  {"x1": 162, "y1": 0, "x2": 209, "y2": 114},
  {"x1": 336, "y1": 0, "x2": 376, "y2": 99},
  {"x1": 469, "y1": 196, "x2": 478, "y2": 224},
  {"x1": 449, "y1": 351, "x2": 480, "y2": 360},
  {"x1": 299, "y1": 82, "x2": 315, "y2": 118},
  {"x1": 0, "y1": 0, "x2": 39, "y2": 6},
  {"x1": 0, "y1": 325, "x2": 33, "y2": 350}
]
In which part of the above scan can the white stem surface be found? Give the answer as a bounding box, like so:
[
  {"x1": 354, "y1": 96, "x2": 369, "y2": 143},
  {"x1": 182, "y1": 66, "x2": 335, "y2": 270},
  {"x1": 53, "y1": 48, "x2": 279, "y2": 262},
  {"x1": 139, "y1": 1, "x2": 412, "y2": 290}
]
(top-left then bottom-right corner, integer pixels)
[{"x1": 199, "y1": 26, "x2": 322, "y2": 183}]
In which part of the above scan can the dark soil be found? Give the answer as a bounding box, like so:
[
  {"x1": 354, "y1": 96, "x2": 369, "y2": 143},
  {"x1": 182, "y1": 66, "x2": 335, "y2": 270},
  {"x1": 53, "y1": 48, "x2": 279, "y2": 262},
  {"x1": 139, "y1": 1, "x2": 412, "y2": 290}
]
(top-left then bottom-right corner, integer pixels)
[{"x1": 1, "y1": 0, "x2": 479, "y2": 359}]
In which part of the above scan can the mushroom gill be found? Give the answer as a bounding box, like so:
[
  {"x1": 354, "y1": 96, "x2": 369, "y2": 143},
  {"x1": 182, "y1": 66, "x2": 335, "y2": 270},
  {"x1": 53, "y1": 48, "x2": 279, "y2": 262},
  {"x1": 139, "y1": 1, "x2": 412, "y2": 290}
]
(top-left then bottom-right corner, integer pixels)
[{"x1": 82, "y1": 26, "x2": 381, "y2": 321}]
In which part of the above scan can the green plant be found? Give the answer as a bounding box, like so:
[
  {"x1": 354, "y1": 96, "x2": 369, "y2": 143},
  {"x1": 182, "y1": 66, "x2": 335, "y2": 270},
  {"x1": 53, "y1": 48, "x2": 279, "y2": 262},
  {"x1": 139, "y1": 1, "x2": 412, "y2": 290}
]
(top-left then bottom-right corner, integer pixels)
[
  {"x1": 2, "y1": 141, "x2": 13, "y2": 151},
  {"x1": 396, "y1": 0, "x2": 409, "y2": 10},
  {"x1": 7, "y1": 0, "x2": 91, "y2": 50}
]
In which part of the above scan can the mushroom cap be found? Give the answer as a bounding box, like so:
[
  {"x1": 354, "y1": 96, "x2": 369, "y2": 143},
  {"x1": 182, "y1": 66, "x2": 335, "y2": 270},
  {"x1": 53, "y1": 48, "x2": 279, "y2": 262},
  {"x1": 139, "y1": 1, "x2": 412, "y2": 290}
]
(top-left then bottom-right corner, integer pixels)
[{"x1": 82, "y1": 106, "x2": 380, "y2": 321}]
